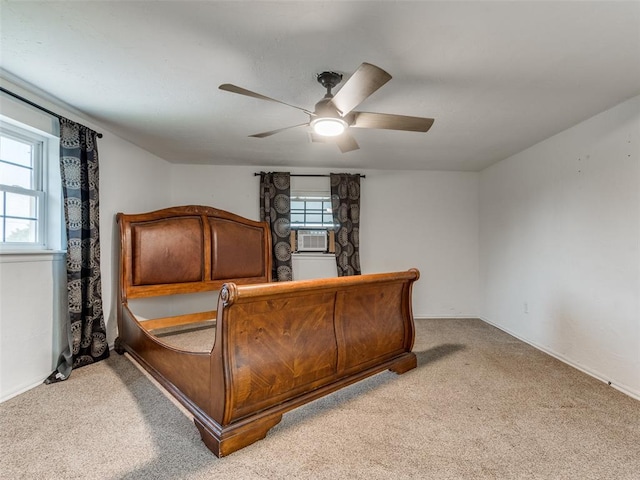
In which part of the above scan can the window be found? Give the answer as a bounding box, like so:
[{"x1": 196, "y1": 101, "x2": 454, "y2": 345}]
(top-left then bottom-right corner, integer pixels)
[
  {"x1": 290, "y1": 194, "x2": 334, "y2": 229},
  {"x1": 0, "y1": 122, "x2": 50, "y2": 249},
  {"x1": 290, "y1": 193, "x2": 334, "y2": 254}
]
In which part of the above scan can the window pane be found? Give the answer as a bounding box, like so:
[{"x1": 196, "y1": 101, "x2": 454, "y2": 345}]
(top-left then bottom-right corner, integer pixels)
[
  {"x1": 290, "y1": 194, "x2": 334, "y2": 229},
  {"x1": 5, "y1": 217, "x2": 36, "y2": 242},
  {"x1": 290, "y1": 213, "x2": 305, "y2": 224},
  {"x1": 0, "y1": 162, "x2": 32, "y2": 189},
  {"x1": 5, "y1": 192, "x2": 37, "y2": 218},
  {"x1": 0, "y1": 135, "x2": 32, "y2": 167}
]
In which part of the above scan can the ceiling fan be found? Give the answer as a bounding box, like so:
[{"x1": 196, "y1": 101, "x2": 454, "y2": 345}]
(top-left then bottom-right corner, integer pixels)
[{"x1": 219, "y1": 62, "x2": 434, "y2": 153}]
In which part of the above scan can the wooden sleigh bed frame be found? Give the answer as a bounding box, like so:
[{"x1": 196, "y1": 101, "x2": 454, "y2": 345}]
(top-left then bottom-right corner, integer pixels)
[{"x1": 114, "y1": 205, "x2": 419, "y2": 457}]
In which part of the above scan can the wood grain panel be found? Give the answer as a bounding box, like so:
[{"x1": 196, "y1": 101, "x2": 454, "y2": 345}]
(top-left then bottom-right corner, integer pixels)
[
  {"x1": 335, "y1": 283, "x2": 406, "y2": 371},
  {"x1": 226, "y1": 292, "x2": 338, "y2": 417}
]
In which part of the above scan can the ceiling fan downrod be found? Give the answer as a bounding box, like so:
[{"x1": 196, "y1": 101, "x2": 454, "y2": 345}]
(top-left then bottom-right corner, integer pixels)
[{"x1": 316, "y1": 71, "x2": 343, "y2": 98}]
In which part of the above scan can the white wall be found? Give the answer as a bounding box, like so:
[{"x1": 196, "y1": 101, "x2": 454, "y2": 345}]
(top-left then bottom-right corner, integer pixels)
[
  {"x1": 361, "y1": 170, "x2": 479, "y2": 317},
  {"x1": 170, "y1": 165, "x2": 480, "y2": 318},
  {"x1": 479, "y1": 95, "x2": 640, "y2": 399},
  {"x1": 0, "y1": 76, "x2": 172, "y2": 400},
  {"x1": 0, "y1": 252, "x2": 65, "y2": 401},
  {"x1": 98, "y1": 130, "x2": 173, "y2": 342}
]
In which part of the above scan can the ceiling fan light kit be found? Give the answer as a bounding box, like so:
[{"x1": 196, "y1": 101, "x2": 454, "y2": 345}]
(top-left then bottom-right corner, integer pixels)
[
  {"x1": 219, "y1": 62, "x2": 434, "y2": 153},
  {"x1": 311, "y1": 117, "x2": 347, "y2": 136}
]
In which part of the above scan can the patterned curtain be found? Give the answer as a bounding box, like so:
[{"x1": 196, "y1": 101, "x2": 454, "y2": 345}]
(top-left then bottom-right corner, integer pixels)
[
  {"x1": 330, "y1": 173, "x2": 362, "y2": 276},
  {"x1": 259, "y1": 172, "x2": 292, "y2": 281},
  {"x1": 45, "y1": 119, "x2": 109, "y2": 384}
]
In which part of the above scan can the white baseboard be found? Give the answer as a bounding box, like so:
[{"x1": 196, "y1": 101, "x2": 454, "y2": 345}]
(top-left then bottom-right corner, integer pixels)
[
  {"x1": 479, "y1": 316, "x2": 640, "y2": 402},
  {"x1": 0, "y1": 378, "x2": 45, "y2": 403}
]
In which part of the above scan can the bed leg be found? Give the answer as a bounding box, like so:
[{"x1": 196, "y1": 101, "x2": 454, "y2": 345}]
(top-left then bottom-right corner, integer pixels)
[
  {"x1": 113, "y1": 336, "x2": 125, "y2": 355},
  {"x1": 389, "y1": 352, "x2": 417, "y2": 375},
  {"x1": 194, "y1": 413, "x2": 283, "y2": 457}
]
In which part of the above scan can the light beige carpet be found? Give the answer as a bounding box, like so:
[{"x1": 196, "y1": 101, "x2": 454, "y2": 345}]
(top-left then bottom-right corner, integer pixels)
[{"x1": 1, "y1": 318, "x2": 638, "y2": 479}]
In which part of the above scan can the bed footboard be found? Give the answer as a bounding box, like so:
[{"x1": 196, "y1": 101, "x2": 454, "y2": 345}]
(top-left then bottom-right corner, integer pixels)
[{"x1": 200, "y1": 269, "x2": 419, "y2": 456}]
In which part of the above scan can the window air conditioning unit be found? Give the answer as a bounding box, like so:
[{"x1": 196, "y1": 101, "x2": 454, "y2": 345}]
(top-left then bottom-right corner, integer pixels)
[{"x1": 297, "y1": 230, "x2": 328, "y2": 252}]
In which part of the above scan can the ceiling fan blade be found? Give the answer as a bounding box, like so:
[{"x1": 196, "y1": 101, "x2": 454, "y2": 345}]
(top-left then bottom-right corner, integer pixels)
[
  {"x1": 249, "y1": 123, "x2": 309, "y2": 138},
  {"x1": 309, "y1": 132, "x2": 329, "y2": 143},
  {"x1": 219, "y1": 84, "x2": 313, "y2": 115},
  {"x1": 335, "y1": 131, "x2": 359, "y2": 153},
  {"x1": 309, "y1": 131, "x2": 359, "y2": 153},
  {"x1": 350, "y1": 111, "x2": 434, "y2": 132},
  {"x1": 329, "y1": 63, "x2": 392, "y2": 116}
]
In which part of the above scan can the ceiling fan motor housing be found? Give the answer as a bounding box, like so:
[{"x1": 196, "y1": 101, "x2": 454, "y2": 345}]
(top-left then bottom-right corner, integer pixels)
[{"x1": 313, "y1": 97, "x2": 342, "y2": 119}]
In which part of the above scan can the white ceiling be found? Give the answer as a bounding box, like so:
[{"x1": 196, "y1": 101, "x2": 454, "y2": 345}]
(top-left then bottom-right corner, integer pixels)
[{"x1": 1, "y1": 1, "x2": 639, "y2": 171}]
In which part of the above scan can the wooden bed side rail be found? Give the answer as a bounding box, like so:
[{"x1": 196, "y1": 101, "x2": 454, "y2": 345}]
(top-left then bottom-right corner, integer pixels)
[
  {"x1": 200, "y1": 269, "x2": 419, "y2": 455},
  {"x1": 139, "y1": 310, "x2": 217, "y2": 332},
  {"x1": 116, "y1": 303, "x2": 213, "y2": 410}
]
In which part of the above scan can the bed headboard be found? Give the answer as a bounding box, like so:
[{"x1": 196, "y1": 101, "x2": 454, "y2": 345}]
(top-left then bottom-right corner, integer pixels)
[{"x1": 117, "y1": 205, "x2": 272, "y2": 300}]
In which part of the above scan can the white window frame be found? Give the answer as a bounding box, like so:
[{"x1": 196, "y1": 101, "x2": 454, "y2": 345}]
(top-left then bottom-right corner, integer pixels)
[{"x1": 0, "y1": 119, "x2": 60, "y2": 252}]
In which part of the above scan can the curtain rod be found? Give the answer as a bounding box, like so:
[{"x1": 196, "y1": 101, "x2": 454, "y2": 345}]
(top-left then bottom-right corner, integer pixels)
[
  {"x1": 254, "y1": 173, "x2": 365, "y2": 178},
  {"x1": 0, "y1": 86, "x2": 103, "y2": 138}
]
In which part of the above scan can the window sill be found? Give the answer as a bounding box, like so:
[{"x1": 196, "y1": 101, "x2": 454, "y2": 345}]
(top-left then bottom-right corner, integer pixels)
[
  {"x1": 292, "y1": 252, "x2": 335, "y2": 258},
  {"x1": 0, "y1": 249, "x2": 65, "y2": 263}
]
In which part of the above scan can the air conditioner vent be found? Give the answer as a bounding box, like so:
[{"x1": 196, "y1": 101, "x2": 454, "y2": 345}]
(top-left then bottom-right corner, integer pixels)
[{"x1": 297, "y1": 230, "x2": 328, "y2": 252}]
